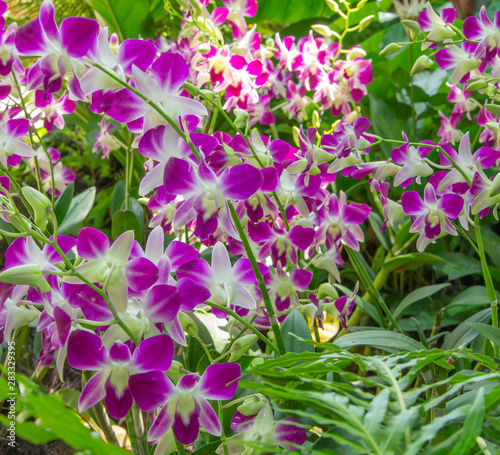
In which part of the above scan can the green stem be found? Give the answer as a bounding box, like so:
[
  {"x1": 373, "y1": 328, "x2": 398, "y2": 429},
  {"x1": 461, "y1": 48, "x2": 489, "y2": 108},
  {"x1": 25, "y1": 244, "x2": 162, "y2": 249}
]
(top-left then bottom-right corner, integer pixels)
[
  {"x1": 474, "y1": 217, "x2": 499, "y2": 358},
  {"x1": 205, "y1": 300, "x2": 280, "y2": 356},
  {"x1": 126, "y1": 410, "x2": 139, "y2": 454},
  {"x1": 175, "y1": 437, "x2": 186, "y2": 455},
  {"x1": 228, "y1": 202, "x2": 286, "y2": 355}
]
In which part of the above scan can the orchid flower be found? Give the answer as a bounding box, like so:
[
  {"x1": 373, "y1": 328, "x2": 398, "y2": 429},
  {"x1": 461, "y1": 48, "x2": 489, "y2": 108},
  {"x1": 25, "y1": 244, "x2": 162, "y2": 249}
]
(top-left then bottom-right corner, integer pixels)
[
  {"x1": 0, "y1": 117, "x2": 35, "y2": 167},
  {"x1": 34, "y1": 89, "x2": 76, "y2": 131},
  {"x1": 464, "y1": 6, "x2": 500, "y2": 61},
  {"x1": 401, "y1": 183, "x2": 464, "y2": 251},
  {"x1": 268, "y1": 266, "x2": 312, "y2": 314},
  {"x1": 417, "y1": 3, "x2": 457, "y2": 49},
  {"x1": 435, "y1": 42, "x2": 481, "y2": 85},
  {"x1": 140, "y1": 363, "x2": 241, "y2": 444},
  {"x1": 14, "y1": 0, "x2": 99, "y2": 96},
  {"x1": 67, "y1": 330, "x2": 174, "y2": 419}
]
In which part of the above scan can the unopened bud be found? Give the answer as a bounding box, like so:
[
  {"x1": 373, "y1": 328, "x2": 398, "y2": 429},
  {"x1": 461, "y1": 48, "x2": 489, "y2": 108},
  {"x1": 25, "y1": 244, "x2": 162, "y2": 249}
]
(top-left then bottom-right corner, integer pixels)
[
  {"x1": 197, "y1": 42, "x2": 211, "y2": 54},
  {"x1": 166, "y1": 360, "x2": 184, "y2": 383},
  {"x1": 326, "y1": 0, "x2": 339, "y2": 12},
  {"x1": 200, "y1": 89, "x2": 216, "y2": 103},
  {"x1": 178, "y1": 312, "x2": 198, "y2": 337},
  {"x1": 238, "y1": 393, "x2": 267, "y2": 416},
  {"x1": 349, "y1": 47, "x2": 366, "y2": 59},
  {"x1": 489, "y1": 173, "x2": 500, "y2": 198},
  {"x1": 484, "y1": 83, "x2": 498, "y2": 97},
  {"x1": 183, "y1": 82, "x2": 199, "y2": 96},
  {"x1": 486, "y1": 104, "x2": 500, "y2": 118},
  {"x1": 229, "y1": 334, "x2": 258, "y2": 362},
  {"x1": 0, "y1": 264, "x2": 50, "y2": 292},
  {"x1": 379, "y1": 43, "x2": 402, "y2": 57},
  {"x1": 317, "y1": 283, "x2": 339, "y2": 300},
  {"x1": 466, "y1": 79, "x2": 489, "y2": 91},
  {"x1": 233, "y1": 108, "x2": 249, "y2": 130},
  {"x1": 402, "y1": 20, "x2": 421, "y2": 41},
  {"x1": 22, "y1": 187, "x2": 51, "y2": 230},
  {"x1": 359, "y1": 15, "x2": 374, "y2": 32},
  {"x1": 410, "y1": 55, "x2": 434, "y2": 76},
  {"x1": 312, "y1": 24, "x2": 333, "y2": 37}
]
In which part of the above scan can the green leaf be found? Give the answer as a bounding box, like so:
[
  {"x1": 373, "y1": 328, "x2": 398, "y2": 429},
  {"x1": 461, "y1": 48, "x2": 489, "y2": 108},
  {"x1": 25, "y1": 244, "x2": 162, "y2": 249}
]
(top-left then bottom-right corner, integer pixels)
[
  {"x1": 120, "y1": 196, "x2": 145, "y2": 226},
  {"x1": 368, "y1": 212, "x2": 391, "y2": 251},
  {"x1": 433, "y1": 252, "x2": 482, "y2": 280},
  {"x1": 281, "y1": 308, "x2": 314, "y2": 353},
  {"x1": 363, "y1": 388, "x2": 389, "y2": 442},
  {"x1": 252, "y1": 0, "x2": 327, "y2": 25},
  {"x1": 58, "y1": 187, "x2": 96, "y2": 235},
  {"x1": 334, "y1": 330, "x2": 425, "y2": 352},
  {"x1": 54, "y1": 182, "x2": 74, "y2": 225},
  {"x1": 369, "y1": 93, "x2": 404, "y2": 158},
  {"x1": 382, "y1": 253, "x2": 445, "y2": 274},
  {"x1": 442, "y1": 308, "x2": 491, "y2": 350},
  {"x1": 84, "y1": 0, "x2": 151, "y2": 39},
  {"x1": 393, "y1": 283, "x2": 450, "y2": 321},
  {"x1": 455, "y1": 388, "x2": 485, "y2": 455},
  {"x1": 448, "y1": 286, "x2": 499, "y2": 307},
  {"x1": 381, "y1": 408, "x2": 419, "y2": 453},
  {"x1": 467, "y1": 322, "x2": 500, "y2": 348},
  {"x1": 111, "y1": 180, "x2": 126, "y2": 215},
  {"x1": 111, "y1": 209, "x2": 142, "y2": 241}
]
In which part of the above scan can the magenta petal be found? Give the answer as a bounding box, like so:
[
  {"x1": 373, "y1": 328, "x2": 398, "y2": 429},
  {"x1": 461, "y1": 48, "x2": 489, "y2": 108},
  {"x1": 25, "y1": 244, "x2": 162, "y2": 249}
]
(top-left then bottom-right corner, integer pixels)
[
  {"x1": 164, "y1": 157, "x2": 198, "y2": 195},
  {"x1": 79, "y1": 370, "x2": 108, "y2": 412},
  {"x1": 104, "y1": 382, "x2": 133, "y2": 419},
  {"x1": 174, "y1": 408, "x2": 200, "y2": 445},
  {"x1": 129, "y1": 371, "x2": 175, "y2": 411},
  {"x1": 176, "y1": 277, "x2": 211, "y2": 311},
  {"x1": 149, "y1": 405, "x2": 174, "y2": 441},
  {"x1": 401, "y1": 191, "x2": 425, "y2": 215},
  {"x1": 39, "y1": 0, "x2": 59, "y2": 42},
  {"x1": 144, "y1": 285, "x2": 180, "y2": 323},
  {"x1": 439, "y1": 193, "x2": 463, "y2": 219},
  {"x1": 152, "y1": 52, "x2": 189, "y2": 93},
  {"x1": 288, "y1": 226, "x2": 314, "y2": 251},
  {"x1": 275, "y1": 417, "x2": 307, "y2": 449},
  {"x1": 117, "y1": 39, "x2": 156, "y2": 75},
  {"x1": 53, "y1": 306, "x2": 71, "y2": 347},
  {"x1": 198, "y1": 363, "x2": 240, "y2": 400},
  {"x1": 108, "y1": 341, "x2": 132, "y2": 363},
  {"x1": 15, "y1": 19, "x2": 47, "y2": 56},
  {"x1": 60, "y1": 17, "x2": 99, "y2": 58},
  {"x1": 67, "y1": 330, "x2": 107, "y2": 370},
  {"x1": 166, "y1": 240, "x2": 199, "y2": 270},
  {"x1": 126, "y1": 257, "x2": 159, "y2": 291},
  {"x1": 6, "y1": 118, "x2": 29, "y2": 138},
  {"x1": 219, "y1": 164, "x2": 263, "y2": 200},
  {"x1": 212, "y1": 6, "x2": 229, "y2": 26},
  {"x1": 463, "y1": 16, "x2": 482, "y2": 40},
  {"x1": 101, "y1": 89, "x2": 147, "y2": 123},
  {"x1": 435, "y1": 49, "x2": 455, "y2": 70},
  {"x1": 198, "y1": 398, "x2": 221, "y2": 436},
  {"x1": 248, "y1": 221, "x2": 274, "y2": 243},
  {"x1": 44, "y1": 235, "x2": 76, "y2": 263},
  {"x1": 132, "y1": 334, "x2": 173, "y2": 372},
  {"x1": 233, "y1": 258, "x2": 268, "y2": 285},
  {"x1": 290, "y1": 268, "x2": 312, "y2": 291},
  {"x1": 77, "y1": 227, "x2": 109, "y2": 260}
]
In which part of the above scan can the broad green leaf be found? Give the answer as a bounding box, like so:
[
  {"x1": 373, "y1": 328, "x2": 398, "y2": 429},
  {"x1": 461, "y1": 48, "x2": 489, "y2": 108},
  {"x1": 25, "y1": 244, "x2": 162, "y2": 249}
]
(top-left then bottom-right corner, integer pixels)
[
  {"x1": 382, "y1": 253, "x2": 445, "y2": 274},
  {"x1": 455, "y1": 388, "x2": 485, "y2": 455},
  {"x1": 54, "y1": 182, "x2": 74, "y2": 225},
  {"x1": 442, "y1": 308, "x2": 491, "y2": 350},
  {"x1": 363, "y1": 388, "x2": 389, "y2": 442},
  {"x1": 84, "y1": 0, "x2": 151, "y2": 40},
  {"x1": 467, "y1": 322, "x2": 500, "y2": 348},
  {"x1": 334, "y1": 330, "x2": 425, "y2": 352},
  {"x1": 448, "y1": 286, "x2": 499, "y2": 307},
  {"x1": 381, "y1": 408, "x2": 419, "y2": 453},
  {"x1": 120, "y1": 196, "x2": 145, "y2": 226},
  {"x1": 111, "y1": 180, "x2": 126, "y2": 215},
  {"x1": 111, "y1": 209, "x2": 142, "y2": 241},
  {"x1": 368, "y1": 212, "x2": 391, "y2": 251},
  {"x1": 58, "y1": 187, "x2": 96, "y2": 235},
  {"x1": 433, "y1": 252, "x2": 482, "y2": 280},
  {"x1": 369, "y1": 93, "x2": 403, "y2": 158},
  {"x1": 281, "y1": 308, "x2": 314, "y2": 353},
  {"x1": 393, "y1": 283, "x2": 450, "y2": 321},
  {"x1": 253, "y1": 0, "x2": 327, "y2": 24}
]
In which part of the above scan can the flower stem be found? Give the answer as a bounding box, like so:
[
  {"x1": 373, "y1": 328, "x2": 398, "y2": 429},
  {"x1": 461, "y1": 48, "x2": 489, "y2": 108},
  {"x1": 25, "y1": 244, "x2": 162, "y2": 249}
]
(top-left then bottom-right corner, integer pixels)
[{"x1": 227, "y1": 201, "x2": 286, "y2": 355}]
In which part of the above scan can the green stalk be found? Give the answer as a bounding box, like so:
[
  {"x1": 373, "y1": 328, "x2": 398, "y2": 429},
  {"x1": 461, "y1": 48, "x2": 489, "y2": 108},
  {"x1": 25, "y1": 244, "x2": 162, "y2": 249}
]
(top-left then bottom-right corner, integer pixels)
[
  {"x1": 126, "y1": 410, "x2": 139, "y2": 454},
  {"x1": 228, "y1": 201, "x2": 286, "y2": 355}
]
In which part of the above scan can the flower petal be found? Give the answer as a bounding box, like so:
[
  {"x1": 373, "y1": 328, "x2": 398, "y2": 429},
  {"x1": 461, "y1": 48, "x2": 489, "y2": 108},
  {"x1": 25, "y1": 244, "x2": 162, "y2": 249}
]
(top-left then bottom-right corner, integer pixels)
[
  {"x1": 129, "y1": 371, "x2": 175, "y2": 411},
  {"x1": 198, "y1": 363, "x2": 241, "y2": 400}
]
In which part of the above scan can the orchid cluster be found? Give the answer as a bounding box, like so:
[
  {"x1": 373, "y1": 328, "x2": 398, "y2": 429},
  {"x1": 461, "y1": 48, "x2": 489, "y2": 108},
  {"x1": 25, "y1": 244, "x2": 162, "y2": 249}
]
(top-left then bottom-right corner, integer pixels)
[{"x1": 1, "y1": 0, "x2": 500, "y2": 453}]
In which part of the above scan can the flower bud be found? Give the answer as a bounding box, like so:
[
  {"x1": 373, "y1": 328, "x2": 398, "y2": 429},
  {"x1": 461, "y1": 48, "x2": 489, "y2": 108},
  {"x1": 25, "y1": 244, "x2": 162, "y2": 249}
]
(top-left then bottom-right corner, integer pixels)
[
  {"x1": 325, "y1": 0, "x2": 339, "y2": 12},
  {"x1": 359, "y1": 15, "x2": 374, "y2": 32},
  {"x1": 379, "y1": 43, "x2": 402, "y2": 57},
  {"x1": 238, "y1": 393, "x2": 267, "y2": 416},
  {"x1": 229, "y1": 334, "x2": 258, "y2": 362},
  {"x1": 489, "y1": 173, "x2": 500, "y2": 198},
  {"x1": 486, "y1": 105, "x2": 500, "y2": 118},
  {"x1": 466, "y1": 79, "x2": 489, "y2": 91},
  {"x1": 234, "y1": 108, "x2": 250, "y2": 130},
  {"x1": 402, "y1": 20, "x2": 421, "y2": 41},
  {"x1": 166, "y1": 360, "x2": 184, "y2": 383},
  {"x1": 22, "y1": 186, "x2": 51, "y2": 230},
  {"x1": 178, "y1": 312, "x2": 198, "y2": 337},
  {"x1": 0, "y1": 264, "x2": 50, "y2": 292},
  {"x1": 410, "y1": 55, "x2": 434, "y2": 76},
  {"x1": 311, "y1": 24, "x2": 333, "y2": 37},
  {"x1": 317, "y1": 283, "x2": 339, "y2": 300},
  {"x1": 183, "y1": 82, "x2": 199, "y2": 96},
  {"x1": 483, "y1": 83, "x2": 498, "y2": 97},
  {"x1": 197, "y1": 42, "x2": 211, "y2": 54},
  {"x1": 200, "y1": 89, "x2": 216, "y2": 103}
]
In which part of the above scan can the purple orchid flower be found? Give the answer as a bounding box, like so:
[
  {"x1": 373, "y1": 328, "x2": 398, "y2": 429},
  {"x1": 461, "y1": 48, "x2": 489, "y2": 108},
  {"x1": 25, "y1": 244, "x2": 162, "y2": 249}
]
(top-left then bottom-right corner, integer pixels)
[
  {"x1": 93, "y1": 117, "x2": 120, "y2": 158},
  {"x1": 248, "y1": 221, "x2": 314, "y2": 267},
  {"x1": 464, "y1": 6, "x2": 500, "y2": 61},
  {"x1": 67, "y1": 330, "x2": 174, "y2": 419},
  {"x1": 435, "y1": 42, "x2": 481, "y2": 85},
  {"x1": 67, "y1": 228, "x2": 158, "y2": 314},
  {"x1": 136, "y1": 363, "x2": 241, "y2": 445},
  {"x1": 223, "y1": 0, "x2": 257, "y2": 39},
  {"x1": 316, "y1": 192, "x2": 371, "y2": 250},
  {"x1": 102, "y1": 52, "x2": 207, "y2": 132},
  {"x1": 0, "y1": 21, "x2": 21, "y2": 76},
  {"x1": 34, "y1": 89, "x2": 76, "y2": 131},
  {"x1": 14, "y1": 0, "x2": 99, "y2": 96},
  {"x1": 401, "y1": 183, "x2": 464, "y2": 251},
  {"x1": 0, "y1": 117, "x2": 35, "y2": 167},
  {"x1": 163, "y1": 156, "x2": 263, "y2": 241},
  {"x1": 223, "y1": 400, "x2": 307, "y2": 454},
  {"x1": 0, "y1": 284, "x2": 39, "y2": 343},
  {"x1": 176, "y1": 242, "x2": 268, "y2": 317},
  {"x1": 231, "y1": 130, "x2": 290, "y2": 167},
  {"x1": 138, "y1": 125, "x2": 218, "y2": 196},
  {"x1": 268, "y1": 266, "x2": 312, "y2": 314},
  {"x1": 417, "y1": 3, "x2": 457, "y2": 49},
  {"x1": 274, "y1": 170, "x2": 321, "y2": 217}
]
